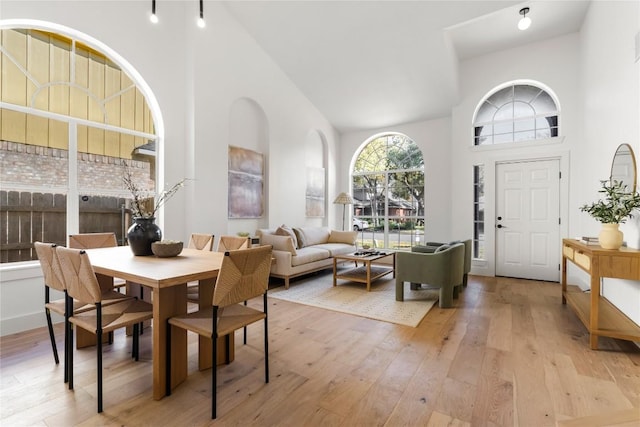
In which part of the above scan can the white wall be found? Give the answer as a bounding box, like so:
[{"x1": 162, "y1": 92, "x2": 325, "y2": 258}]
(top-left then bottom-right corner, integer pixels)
[
  {"x1": 186, "y1": 2, "x2": 338, "y2": 235},
  {"x1": 451, "y1": 33, "x2": 582, "y2": 276},
  {"x1": 0, "y1": 1, "x2": 338, "y2": 335},
  {"x1": 579, "y1": 0, "x2": 640, "y2": 323}
]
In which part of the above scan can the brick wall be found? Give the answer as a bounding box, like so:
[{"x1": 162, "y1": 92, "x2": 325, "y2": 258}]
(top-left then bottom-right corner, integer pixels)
[{"x1": 0, "y1": 140, "x2": 154, "y2": 197}]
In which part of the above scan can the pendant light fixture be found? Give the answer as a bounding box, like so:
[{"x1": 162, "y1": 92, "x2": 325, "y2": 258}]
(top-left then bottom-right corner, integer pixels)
[
  {"x1": 150, "y1": 0, "x2": 158, "y2": 23},
  {"x1": 197, "y1": 0, "x2": 206, "y2": 28},
  {"x1": 149, "y1": 0, "x2": 206, "y2": 28},
  {"x1": 518, "y1": 7, "x2": 531, "y2": 31}
]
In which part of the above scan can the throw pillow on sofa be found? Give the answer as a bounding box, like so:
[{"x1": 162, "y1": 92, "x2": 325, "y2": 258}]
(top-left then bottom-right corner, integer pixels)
[
  {"x1": 275, "y1": 224, "x2": 299, "y2": 248},
  {"x1": 293, "y1": 227, "x2": 330, "y2": 247},
  {"x1": 292, "y1": 228, "x2": 306, "y2": 248},
  {"x1": 328, "y1": 230, "x2": 357, "y2": 245},
  {"x1": 260, "y1": 233, "x2": 297, "y2": 255}
]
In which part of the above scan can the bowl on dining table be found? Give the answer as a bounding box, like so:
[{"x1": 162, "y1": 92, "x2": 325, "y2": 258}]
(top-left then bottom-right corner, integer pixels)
[{"x1": 151, "y1": 240, "x2": 183, "y2": 257}]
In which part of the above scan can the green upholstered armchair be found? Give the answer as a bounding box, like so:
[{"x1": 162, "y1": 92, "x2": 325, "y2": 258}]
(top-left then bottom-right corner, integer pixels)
[
  {"x1": 419, "y1": 239, "x2": 471, "y2": 288},
  {"x1": 395, "y1": 242, "x2": 465, "y2": 308}
]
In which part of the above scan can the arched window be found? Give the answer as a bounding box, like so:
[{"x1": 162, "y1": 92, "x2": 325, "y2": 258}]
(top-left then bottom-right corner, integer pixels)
[
  {"x1": 0, "y1": 26, "x2": 159, "y2": 263},
  {"x1": 473, "y1": 82, "x2": 559, "y2": 145},
  {"x1": 351, "y1": 133, "x2": 424, "y2": 250}
]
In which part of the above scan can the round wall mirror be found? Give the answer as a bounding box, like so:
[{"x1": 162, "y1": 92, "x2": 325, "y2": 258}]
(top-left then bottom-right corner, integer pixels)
[{"x1": 610, "y1": 143, "x2": 637, "y2": 193}]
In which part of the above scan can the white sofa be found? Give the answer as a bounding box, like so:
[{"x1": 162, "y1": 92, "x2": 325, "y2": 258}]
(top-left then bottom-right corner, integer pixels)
[{"x1": 256, "y1": 226, "x2": 357, "y2": 288}]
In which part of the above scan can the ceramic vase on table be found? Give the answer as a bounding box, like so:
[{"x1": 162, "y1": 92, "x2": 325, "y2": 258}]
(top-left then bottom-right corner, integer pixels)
[
  {"x1": 598, "y1": 223, "x2": 623, "y2": 250},
  {"x1": 127, "y1": 217, "x2": 162, "y2": 255}
]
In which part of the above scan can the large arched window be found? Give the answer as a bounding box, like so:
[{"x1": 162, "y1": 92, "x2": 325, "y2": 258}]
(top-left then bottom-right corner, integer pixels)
[
  {"x1": 351, "y1": 133, "x2": 424, "y2": 250},
  {"x1": 473, "y1": 82, "x2": 559, "y2": 145},
  {"x1": 0, "y1": 25, "x2": 159, "y2": 263}
]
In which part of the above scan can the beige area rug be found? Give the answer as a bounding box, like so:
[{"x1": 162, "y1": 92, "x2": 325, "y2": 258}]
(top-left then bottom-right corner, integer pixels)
[{"x1": 268, "y1": 272, "x2": 439, "y2": 327}]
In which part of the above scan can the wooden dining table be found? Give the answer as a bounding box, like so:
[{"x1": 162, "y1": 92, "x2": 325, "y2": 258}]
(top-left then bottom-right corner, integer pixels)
[{"x1": 84, "y1": 246, "x2": 229, "y2": 400}]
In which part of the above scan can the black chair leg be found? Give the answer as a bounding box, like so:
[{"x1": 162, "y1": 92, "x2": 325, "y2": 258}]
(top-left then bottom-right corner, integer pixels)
[
  {"x1": 97, "y1": 329, "x2": 103, "y2": 413},
  {"x1": 264, "y1": 318, "x2": 269, "y2": 384},
  {"x1": 225, "y1": 335, "x2": 230, "y2": 364},
  {"x1": 65, "y1": 316, "x2": 71, "y2": 383},
  {"x1": 243, "y1": 300, "x2": 247, "y2": 345},
  {"x1": 212, "y1": 331, "x2": 217, "y2": 420},
  {"x1": 264, "y1": 293, "x2": 269, "y2": 383},
  {"x1": 212, "y1": 307, "x2": 218, "y2": 419},
  {"x1": 45, "y1": 308, "x2": 59, "y2": 364},
  {"x1": 65, "y1": 293, "x2": 72, "y2": 386},
  {"x1": 45, "y1": 287, "x2": 59, "y2": 365},
  {"x1": 68, "y1": 324, "x2": 74, "y2": 390},
  {"x1": 133, "y1": 323, "x2": 140, "y2": 361}
]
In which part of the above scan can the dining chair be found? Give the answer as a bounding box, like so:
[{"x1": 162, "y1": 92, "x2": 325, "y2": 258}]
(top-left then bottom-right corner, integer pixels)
[
  {"x1": 186, "y1": 233, "x2": 215, "y2": 304},
  {"x1": 68, "y1": 232, "x2": 118, "y2": 249},
  {"x1": 188, "y1": 233, "x2": 215, "y2": 251},
  {"x1": 216, "y1": 235, "x2": 250, "y2": 252},
  {"x1": 69, "y1": 232, "x2": 147, "y2": 336},
  {"x1": 69, "y1": 233, "x2": 126, "y2": 291},
  {"x1": 216, "y1": 235, "x2": 252, "y2": 342},
  {"x1": 56, "y1": 246, "x2": 154, "y2": 413},
  {"x1": 69, "y1": 232, "x2": 141, "y2": 336},
  {"x1": 166, "y1": 245, "x2": 273, "y2": 419},
  {"x1": 34, "y1": 242, "x2": 132, "y2": 384}
]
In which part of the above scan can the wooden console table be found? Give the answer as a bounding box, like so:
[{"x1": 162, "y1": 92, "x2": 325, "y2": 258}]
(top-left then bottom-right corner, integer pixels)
[{"x1": 561, "y1": 238, "x2": 640, "y2": 349}]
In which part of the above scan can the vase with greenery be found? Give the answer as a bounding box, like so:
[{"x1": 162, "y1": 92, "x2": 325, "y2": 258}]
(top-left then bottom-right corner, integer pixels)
[
  {"x1": 123, "y1": 166, "x2": 185, "y2": 255},
  {"x1": 580, "y1": 180, "x2": 640, "y2": 249}
]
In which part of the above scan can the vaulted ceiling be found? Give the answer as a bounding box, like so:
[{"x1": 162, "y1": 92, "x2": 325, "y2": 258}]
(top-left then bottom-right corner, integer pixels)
[{"x1": 223, "y1": 1, "x2": 590, "y2": 133}]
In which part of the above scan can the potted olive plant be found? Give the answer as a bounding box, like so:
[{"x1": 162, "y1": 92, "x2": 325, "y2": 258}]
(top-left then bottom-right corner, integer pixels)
[{"x1": 580, "y1": 180, "x2": 640, "y2": 249}]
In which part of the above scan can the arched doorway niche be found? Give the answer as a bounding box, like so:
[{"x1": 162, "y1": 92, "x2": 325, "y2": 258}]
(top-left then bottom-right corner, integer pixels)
[
  {"x1": 305, "y1": 129, "x2": 328, "y2": 226},
  {"x1": 228, "y1": 97, "x2": 269, "y2": 233}
]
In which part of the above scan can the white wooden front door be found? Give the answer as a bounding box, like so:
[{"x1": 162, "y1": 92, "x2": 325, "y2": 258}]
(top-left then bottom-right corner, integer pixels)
[{"x1": 495, "y1": 159, "x2": 560, "y2": 282}]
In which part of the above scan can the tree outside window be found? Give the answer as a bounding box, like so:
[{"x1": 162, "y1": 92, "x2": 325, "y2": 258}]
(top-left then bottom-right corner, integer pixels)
[{"x1": 352, "y1": 134, "x2": 424, "y2": 250}]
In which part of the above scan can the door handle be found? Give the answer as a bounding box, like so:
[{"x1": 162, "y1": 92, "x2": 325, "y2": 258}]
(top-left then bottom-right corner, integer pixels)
[{"x1": 497, "y1": 224, "x2": 506, "y2": 229}]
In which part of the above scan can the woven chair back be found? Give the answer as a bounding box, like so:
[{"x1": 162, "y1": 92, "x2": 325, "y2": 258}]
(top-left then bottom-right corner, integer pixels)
[
  {"x1": 69, "y1": 232, "x2": 117, "y2": 249},
  {"x1": 34, "y1": 242, "x2": 66, "y2": 292},
  {"x1": 188, "y1": 233, "x2": 215, "y2": 251},
  {"x1": 217, "y1": 235, "x2": 250, "y2": 252},
  {"x1": 56, "y1": 246, "x2": 103, "y2": 304},
  {"x1": 213, "y1": 246, "x2": 272, "y2": 307}
]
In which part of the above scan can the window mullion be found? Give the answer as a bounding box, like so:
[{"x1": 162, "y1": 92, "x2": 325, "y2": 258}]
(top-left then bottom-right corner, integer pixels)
[{"x1": 67, "y1": 121, "x2": 79, "y2": 237}]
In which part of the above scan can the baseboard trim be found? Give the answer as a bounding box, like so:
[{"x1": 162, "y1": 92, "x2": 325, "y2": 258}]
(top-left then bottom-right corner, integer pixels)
[{"x1": 0, "y1": 311, "x2": 61, "y2": 337}]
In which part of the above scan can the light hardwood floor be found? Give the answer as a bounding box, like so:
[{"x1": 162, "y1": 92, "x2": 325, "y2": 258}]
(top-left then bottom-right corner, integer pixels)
[{"x1": 1, "y1": 274, "x2": 639, "y2": 426}]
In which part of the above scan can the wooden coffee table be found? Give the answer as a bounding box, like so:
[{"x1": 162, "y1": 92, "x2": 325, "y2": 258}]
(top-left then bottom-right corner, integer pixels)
[{"x1": 333, "y1": 251, "x2": 395, "y2": 291}]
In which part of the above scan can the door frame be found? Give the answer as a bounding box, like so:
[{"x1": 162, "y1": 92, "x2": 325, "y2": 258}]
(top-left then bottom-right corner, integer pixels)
[{"x1": 471, "y1": 148, "x2": 570, "y2": 278}]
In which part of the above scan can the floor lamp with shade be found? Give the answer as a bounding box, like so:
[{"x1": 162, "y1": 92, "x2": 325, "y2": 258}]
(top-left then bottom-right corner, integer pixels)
[{"x1": 333, "y1": 192, "x2": 354, "y2": 231}]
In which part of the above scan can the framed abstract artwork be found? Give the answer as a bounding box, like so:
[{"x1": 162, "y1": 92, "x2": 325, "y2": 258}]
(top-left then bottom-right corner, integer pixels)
[
  {"x1": 305, "y1": 167, "x2": 325, "y2": 217},
  {"x1": 228, "y1": 146, "x2": 264, "y2": 218}
]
